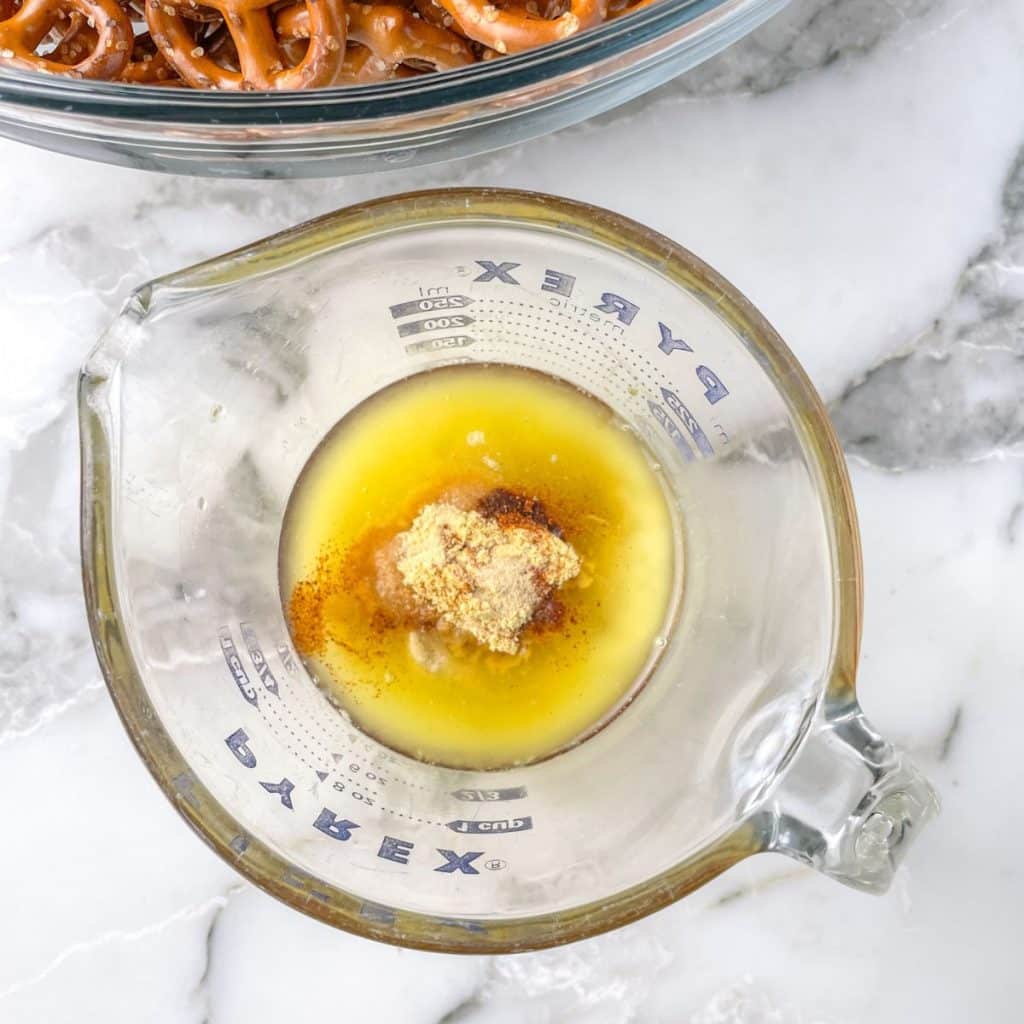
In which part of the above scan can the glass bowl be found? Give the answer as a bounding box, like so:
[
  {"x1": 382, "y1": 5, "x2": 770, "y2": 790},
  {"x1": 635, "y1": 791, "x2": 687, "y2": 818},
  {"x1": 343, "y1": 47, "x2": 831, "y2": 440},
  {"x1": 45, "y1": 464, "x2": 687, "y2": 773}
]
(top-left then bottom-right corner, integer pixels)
[{"x1": 0, "y1": 0, "x2": 786, "y2": 178}]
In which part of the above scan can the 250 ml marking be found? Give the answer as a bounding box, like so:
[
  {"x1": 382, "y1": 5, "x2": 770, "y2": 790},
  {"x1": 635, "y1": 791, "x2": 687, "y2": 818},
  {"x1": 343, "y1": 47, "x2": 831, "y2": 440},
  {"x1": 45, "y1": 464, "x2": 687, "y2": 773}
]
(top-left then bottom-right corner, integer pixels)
[{"x1": 390, "y1": 294, "x2": 473, "y2": 317}]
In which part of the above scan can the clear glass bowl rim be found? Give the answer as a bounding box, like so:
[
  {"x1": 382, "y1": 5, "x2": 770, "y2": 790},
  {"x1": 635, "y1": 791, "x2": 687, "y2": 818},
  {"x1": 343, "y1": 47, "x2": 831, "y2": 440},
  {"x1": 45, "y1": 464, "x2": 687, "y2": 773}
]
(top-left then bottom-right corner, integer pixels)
[
  {"x1": 80, "y1": 187, "x2": 863, "y2": 953},
  {"x1": 2, "y1": 0, "x2": 749, "y2": 123}
]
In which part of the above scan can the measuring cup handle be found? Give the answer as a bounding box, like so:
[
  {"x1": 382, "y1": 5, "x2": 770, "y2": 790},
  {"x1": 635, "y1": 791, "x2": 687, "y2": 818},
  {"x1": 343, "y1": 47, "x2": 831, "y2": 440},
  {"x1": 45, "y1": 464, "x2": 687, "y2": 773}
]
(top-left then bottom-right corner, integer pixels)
[{"x1": 756, "y1": 698, "x2": 939, "y2": 892}]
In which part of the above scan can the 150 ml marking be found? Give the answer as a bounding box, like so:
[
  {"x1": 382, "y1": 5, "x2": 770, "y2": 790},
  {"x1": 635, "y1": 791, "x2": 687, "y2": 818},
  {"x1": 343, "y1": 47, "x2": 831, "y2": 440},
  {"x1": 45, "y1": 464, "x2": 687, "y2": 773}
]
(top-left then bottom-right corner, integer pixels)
[{"x1": 405, "y1": 334, "x2": 477, "y2": 354}]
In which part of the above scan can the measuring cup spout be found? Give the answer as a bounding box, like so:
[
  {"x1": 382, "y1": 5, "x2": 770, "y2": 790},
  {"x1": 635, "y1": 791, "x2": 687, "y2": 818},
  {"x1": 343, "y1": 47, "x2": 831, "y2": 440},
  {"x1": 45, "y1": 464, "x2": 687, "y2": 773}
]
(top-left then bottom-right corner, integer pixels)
[{"x1": 755, "y1": 698, "x2": 939, "y2": 893}]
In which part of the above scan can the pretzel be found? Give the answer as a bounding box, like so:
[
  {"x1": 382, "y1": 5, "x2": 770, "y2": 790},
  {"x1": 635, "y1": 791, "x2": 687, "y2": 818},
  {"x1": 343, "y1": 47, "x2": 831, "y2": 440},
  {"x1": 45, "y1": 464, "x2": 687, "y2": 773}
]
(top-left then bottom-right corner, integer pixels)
[
  {"x1": 279, "y1": 41, "x2": 421, "y2": 84},
  {"x1": 121, "y1": 29, "x2": 182, "y2": 81},
  {"x1": 412, "y1": 0, "x2": 450, "y2": 28},
  {"x1": 0, "y1": 0, "x2": 650, "y2": 88},
  {"x1": 44, "y1": 16, "x2": 182, "y2": 80},
  {"x1": 337, "y1": 41, "x2": 420, "y2": 81},
  {"x1": 432, "y1": 0, "x2": 605, "y2": 53},
  {"x1": 0, "y1": 0, "x2": 133, "y2": 77},
  {"x1": 606, "y1": 0, "x2": 652, "y2": 17},
  {"x1": 146, "y1": 0, "x2": 346, "y2": 89},
  {"x1": 276, "y1": 2, "x2": 473, "y2": 76},
  {"x1": 46, "y1": 11, "x2": 90, "y2": 63}
]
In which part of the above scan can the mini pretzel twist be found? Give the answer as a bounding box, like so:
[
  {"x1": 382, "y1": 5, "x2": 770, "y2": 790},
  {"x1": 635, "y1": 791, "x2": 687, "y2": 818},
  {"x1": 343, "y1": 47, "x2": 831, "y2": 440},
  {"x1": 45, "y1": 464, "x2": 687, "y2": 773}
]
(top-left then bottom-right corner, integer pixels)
[
  {"x1": 411, "y1": 0, "x2": 449, "y2": 27},
  {"x1": 335, "y1": 41, "x2": 419, "y2": 82},
  {"x1": 276, "y1": 2, "x2": 473, "y2": 77},
  {"x1": 44, "y1": 16, "x2": 182, "y2": 80},
  {"x1": 121, "y1": 29, "x2": 182, "y2": 81},
  {"x1": 0, "y1": 0, "x2": 133, "y2": 77},
  {"x1": 433, "y1": 0, "x2": 606, "y2": 53},
  {"x1": 146, "y1": 0, "x2": 346, "y2": 89},
  {"x1": 280, "y1": 39, "x2": 419, "y2": 83},
  {"x1": 46, "y1": 11, "x2": 92, "y2": 63},
  {"x1": 606, "y1": 0, "x2": 652, "y2": 16}
]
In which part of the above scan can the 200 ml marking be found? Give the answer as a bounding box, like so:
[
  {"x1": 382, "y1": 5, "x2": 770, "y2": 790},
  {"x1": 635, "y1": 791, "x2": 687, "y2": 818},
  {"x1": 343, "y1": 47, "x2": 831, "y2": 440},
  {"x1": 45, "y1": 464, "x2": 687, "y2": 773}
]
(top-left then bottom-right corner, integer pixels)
[{"x1": 398, "y1": 315, "x2": 474, "y2": 338}]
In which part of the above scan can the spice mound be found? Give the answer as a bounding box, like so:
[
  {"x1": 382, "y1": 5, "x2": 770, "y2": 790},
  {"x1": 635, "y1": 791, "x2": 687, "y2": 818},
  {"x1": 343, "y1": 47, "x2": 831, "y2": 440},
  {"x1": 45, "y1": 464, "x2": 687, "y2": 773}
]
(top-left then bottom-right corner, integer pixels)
[{"x1": 391, "y1": 496, "x2": 581, "y2": 655}]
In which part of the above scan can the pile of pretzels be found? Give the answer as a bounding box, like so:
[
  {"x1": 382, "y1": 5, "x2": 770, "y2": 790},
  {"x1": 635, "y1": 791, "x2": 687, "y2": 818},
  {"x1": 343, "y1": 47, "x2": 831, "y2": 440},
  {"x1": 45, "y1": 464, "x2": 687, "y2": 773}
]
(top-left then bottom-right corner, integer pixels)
[{"x1": 0, "y1": 0, "x2": 650, "y2": 88}]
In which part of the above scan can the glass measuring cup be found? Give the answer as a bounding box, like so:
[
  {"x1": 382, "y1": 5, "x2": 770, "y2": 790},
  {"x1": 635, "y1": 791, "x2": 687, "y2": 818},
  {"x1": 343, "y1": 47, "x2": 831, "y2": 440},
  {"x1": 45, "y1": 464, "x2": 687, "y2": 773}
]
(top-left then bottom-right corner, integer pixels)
[{"x1": 80, "y1": 188, "x2": 938, "y2": 953}]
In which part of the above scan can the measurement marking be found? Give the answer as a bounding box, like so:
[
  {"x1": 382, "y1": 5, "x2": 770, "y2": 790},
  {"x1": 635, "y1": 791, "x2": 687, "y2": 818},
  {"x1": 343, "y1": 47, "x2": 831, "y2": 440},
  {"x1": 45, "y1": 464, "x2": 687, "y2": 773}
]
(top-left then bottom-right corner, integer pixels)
[
  {"x1": 451, "y1": 787, "x2": 527, "y2": 802},
  {"x1": 256, "y1": 698, "x2": 323, "y2": 773},
  {"x1": 469, "y1": 293, "x2": 721, "y2": 475},
  {"x1": 240, "y1": 622, "x2": 279, "y2": 697},
  {"x1": 390, "y1": 295, "x2": 473, "y2": 318},
  {"x1": 386, "y1": 807, "x2": 445, "y2": 827},
  {"x1": 398, "y1": 315, "x2": 474, "y2": 338},
  {"x1": 275, "y1": 642, "x2": 297, "y2": 674},
  {"x1": 269, "y1": 642, "x2": 343, "y2": 759},
  {"x1": 268, "y1": 645, "x2": 361, "y2": 773},
  {"x1": 476, "y1": 296, "x2": 689, "y2": 432},
  {"x1": 447, "y1": 817, "x2": 532, "y2": 834},
  {"x1": 404, "y1": 334, "x2": 476, "y2": 354},
  {"x1": 659, "y1": 387, "x2": 714, "y2": 457},
  {"x1": 648, "y1": 401, "x2": 696, "y2": 462},
  {"x1": 218, "y1": 627, "x2": 257, "y2": 706}
]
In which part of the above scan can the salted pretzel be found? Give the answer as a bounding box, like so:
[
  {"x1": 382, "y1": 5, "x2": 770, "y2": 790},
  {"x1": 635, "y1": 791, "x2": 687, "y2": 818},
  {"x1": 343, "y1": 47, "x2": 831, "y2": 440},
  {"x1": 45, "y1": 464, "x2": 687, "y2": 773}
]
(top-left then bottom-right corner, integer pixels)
[
  {"x1": 146, "y1": 0, "x2": 346, "y2": 89},
  {"x1": 411, "y1": 0, "x2": 450, "y2": 28},
  {"x1": 121, "y1": 30, "x2": 182, "y2": 81},
  {"x1": 606, "y1": 0, "x2": 651, "y2": 17},
  {"x1": 275, "y1": 35, "x2": 408, "y2": 83},
  {"x1": 0, "y1": 0, "x2": 133, "y2": 77},
  {"x1": 276, "y1": 2, "x2": 474, "y2": 76},
  {"x1": 338, "y1": 41, "x2": 421, "y2": 81},
  {"x1": 43, "y1": 16, "x2": 181, "y2": 80},
  {"x1": 432, "y1": 0, "x2": 605, "y2": 53},
  {"x1": 46, "y1": 11, "x2": 91, "y2": 63}
]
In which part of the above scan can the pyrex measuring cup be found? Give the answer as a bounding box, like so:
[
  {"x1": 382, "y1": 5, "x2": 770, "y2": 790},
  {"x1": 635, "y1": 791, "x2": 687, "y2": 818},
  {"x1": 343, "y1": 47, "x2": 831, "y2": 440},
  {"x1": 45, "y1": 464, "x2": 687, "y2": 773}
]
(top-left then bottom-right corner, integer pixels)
[{"x1": 80, "y1": 189, "x2": 938, "y2": 953}]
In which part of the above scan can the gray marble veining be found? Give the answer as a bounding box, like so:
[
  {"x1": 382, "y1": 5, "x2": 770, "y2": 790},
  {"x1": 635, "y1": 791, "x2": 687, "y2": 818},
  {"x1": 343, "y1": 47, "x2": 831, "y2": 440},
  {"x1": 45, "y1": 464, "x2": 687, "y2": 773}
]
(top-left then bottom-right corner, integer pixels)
[
  {"x1": 667, "y1": 0, "x2": 942, "y2": 97},
  {"x1": 833, "y1": 146, "x2": 1024, "y2": 469}
]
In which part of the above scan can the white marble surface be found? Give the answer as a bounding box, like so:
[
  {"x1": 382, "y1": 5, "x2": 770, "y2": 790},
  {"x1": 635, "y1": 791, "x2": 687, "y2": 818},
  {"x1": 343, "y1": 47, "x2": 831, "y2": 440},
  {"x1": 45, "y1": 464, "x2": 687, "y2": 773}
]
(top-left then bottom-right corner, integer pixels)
[{"x1": 2, "y1": 0, "x2": 1023, "y2": 1017}]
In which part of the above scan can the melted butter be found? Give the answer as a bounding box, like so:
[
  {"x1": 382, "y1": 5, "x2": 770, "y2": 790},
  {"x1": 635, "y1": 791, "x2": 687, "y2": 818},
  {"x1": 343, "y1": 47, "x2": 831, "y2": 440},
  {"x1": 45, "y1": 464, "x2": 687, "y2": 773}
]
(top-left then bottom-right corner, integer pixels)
[{"x1": 280, "y1": 363, "x2": 679, "y2": 769}]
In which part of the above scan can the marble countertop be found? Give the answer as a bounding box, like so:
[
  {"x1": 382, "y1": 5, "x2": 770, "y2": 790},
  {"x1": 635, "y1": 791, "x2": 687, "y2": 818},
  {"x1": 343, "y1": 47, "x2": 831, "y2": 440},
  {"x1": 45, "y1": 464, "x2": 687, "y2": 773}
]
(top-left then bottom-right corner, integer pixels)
[{"x1": 2, "y1": 0, "x2": 1022, "y2": 1018}]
